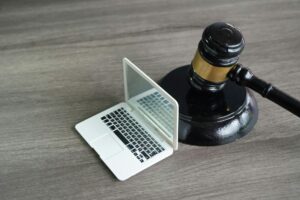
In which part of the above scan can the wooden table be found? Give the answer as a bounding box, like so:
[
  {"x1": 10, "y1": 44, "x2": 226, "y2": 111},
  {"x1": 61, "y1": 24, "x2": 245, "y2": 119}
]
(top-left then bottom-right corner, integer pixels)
[{"x1": 1, "y1": 0, "x2": 299, "y2": 199}]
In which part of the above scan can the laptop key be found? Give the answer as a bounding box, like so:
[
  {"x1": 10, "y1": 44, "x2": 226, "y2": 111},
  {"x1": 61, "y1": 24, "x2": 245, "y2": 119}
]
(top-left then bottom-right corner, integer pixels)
[
  {"x1": 101, "y1": 116, "x2": 106, "y2": 120},
  {"x1": 150, "y1": 151, "x2": 157, "y2": 157},
  {"x1": 141, "y1": 151, "x2": 150, "y2": 159},
  {"x1": 113, "y1": 130, "x2": 129, "y2": 145}
]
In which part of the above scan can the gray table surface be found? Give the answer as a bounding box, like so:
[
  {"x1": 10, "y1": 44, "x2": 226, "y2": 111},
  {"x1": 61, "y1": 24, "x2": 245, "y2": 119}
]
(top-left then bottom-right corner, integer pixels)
[{"x1": 1, "y1": 0, "x2": 300, "y2": 199}]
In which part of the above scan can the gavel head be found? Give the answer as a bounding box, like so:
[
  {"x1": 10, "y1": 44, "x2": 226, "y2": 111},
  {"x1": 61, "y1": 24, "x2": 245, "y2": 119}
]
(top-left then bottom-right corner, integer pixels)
[{"x1": 190, "y1": 22, "x2": 245, "y2": 92}]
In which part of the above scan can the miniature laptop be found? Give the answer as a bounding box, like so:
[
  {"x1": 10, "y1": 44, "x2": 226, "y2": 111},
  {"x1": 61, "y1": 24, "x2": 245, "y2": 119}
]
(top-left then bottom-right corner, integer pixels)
[{"x1": 75, "y1": 58, "x2": 178, "y2": 181}]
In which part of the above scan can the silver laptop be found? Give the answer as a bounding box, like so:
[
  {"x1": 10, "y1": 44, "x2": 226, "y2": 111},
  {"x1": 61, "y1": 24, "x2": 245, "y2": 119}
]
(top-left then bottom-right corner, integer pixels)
[{"x1": 75, "y1": 58, "x2": 179, "y2": 181}]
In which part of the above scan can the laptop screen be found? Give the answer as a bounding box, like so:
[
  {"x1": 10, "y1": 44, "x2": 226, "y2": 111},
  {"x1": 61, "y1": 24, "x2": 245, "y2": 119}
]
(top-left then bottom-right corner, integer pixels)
[{"x1": 123, "y1": 58, "x2": 178, "y2": 149}]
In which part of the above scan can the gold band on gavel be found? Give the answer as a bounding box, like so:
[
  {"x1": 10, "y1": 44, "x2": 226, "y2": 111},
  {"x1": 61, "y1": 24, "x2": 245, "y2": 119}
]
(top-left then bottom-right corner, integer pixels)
[{"x1": 192, "y1": 50, "x2": 235, "y2": 83}]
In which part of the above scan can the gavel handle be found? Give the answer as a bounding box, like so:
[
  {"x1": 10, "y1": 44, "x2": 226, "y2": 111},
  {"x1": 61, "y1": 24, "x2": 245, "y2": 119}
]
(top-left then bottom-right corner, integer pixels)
[{"x1": 228, "y1": 64, "x2": 300, "y2": 117}]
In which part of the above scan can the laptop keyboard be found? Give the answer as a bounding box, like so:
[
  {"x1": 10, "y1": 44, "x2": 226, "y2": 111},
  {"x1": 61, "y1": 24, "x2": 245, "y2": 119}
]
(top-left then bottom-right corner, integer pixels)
[
  {"x1": 137, "y1": 91, "x2": 174, "y2": 135},
  {"x1": 100, "y1": 107, "x2": 165, "y2": 163}
]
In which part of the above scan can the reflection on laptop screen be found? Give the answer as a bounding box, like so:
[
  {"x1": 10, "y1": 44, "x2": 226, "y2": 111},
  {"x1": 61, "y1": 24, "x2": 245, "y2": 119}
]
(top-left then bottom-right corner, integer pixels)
[{"x1": 125, "y1": 63, "x2": 175, "y2": 141}]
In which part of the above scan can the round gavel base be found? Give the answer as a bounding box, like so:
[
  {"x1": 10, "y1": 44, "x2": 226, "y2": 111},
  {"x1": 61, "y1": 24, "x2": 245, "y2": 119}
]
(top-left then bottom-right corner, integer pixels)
[{"x1": 160, "y1": 66, "x2": 259, "y2": 146}]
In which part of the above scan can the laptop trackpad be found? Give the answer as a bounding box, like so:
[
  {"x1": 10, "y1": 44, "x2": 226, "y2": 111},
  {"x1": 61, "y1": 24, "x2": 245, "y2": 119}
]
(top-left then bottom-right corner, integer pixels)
[{"x1": 91, "y1": 135, "x2": 123, "y2": 160}]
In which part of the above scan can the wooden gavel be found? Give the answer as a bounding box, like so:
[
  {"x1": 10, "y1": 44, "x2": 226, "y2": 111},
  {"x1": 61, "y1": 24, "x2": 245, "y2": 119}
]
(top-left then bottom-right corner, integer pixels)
[
  {"x1": 160, "y1": 22, "x2": 299, "y2": 146},
  {"x1": 189, "y1": 22, "x2": 300, "y2": 117}
]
